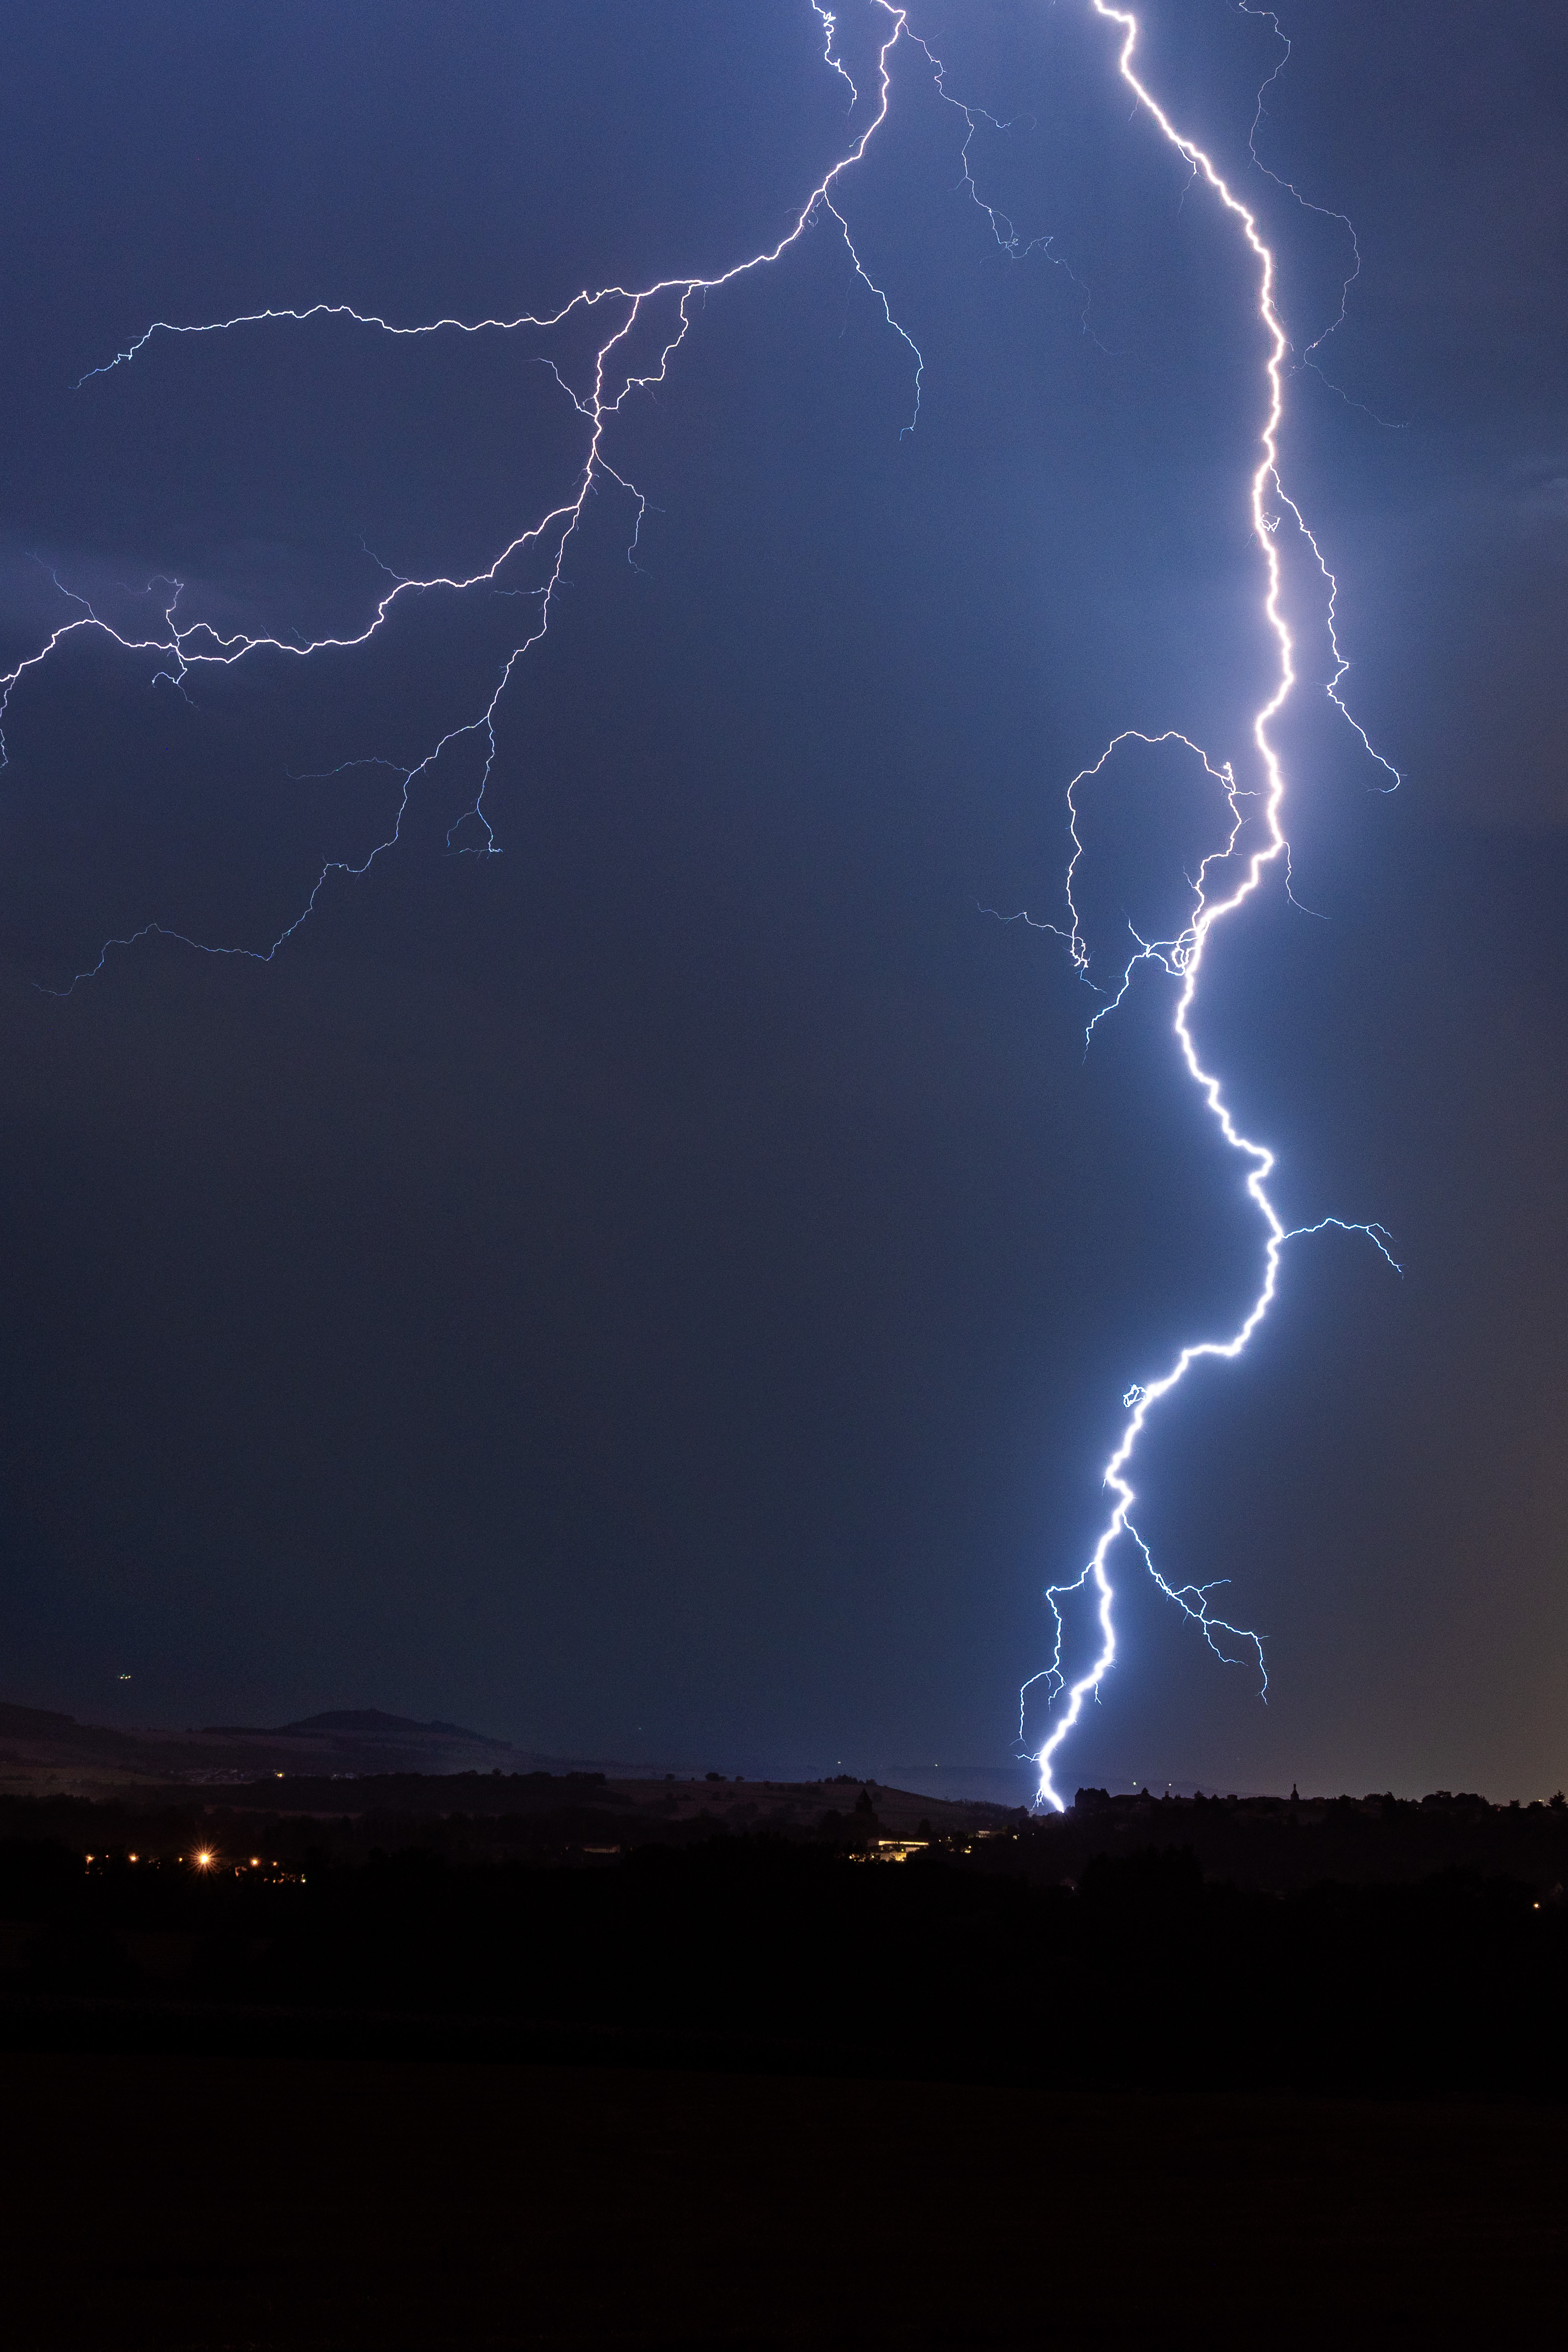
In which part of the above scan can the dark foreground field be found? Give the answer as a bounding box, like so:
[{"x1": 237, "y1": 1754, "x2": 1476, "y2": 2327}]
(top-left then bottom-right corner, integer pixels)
[
  {"x1": 4, "y1": 2049, "x2": 1565, "y2": 2350},
  {"x1": 5, "y1": 1778, "x2": 1568, "y2": 2344}
]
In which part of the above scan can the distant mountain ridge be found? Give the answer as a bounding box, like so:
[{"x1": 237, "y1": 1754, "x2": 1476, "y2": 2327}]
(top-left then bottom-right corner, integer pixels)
[
  {"x1": 0, "y1": 1702, "x2": 1037, "y2": 1806},
  {"x1": 198, "y1": 1709, "x2": 508, "y2": 1743},
  {"x1": 289, "y1": 1710, "x2": 508, "y2": 1740},
  {"x1": 0, "y1": 1701, "x2": 587, "y2": 1790}
]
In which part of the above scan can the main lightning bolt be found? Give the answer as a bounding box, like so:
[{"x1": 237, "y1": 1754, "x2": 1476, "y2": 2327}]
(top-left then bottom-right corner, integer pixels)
[{"x1": 1021, "y1": 3, "x2": 1401, "y2": 1811}]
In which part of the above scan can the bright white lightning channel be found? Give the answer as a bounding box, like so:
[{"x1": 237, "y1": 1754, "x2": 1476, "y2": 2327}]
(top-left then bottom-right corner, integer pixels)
[{"x1": 1019, "y1": 4, "x2": 1401, "y2": 1813}]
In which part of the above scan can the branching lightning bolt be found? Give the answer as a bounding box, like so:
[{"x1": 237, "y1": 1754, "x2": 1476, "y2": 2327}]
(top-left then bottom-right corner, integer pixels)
[
  {"x1": 3, "y1": 3, "x2": 965, "y2": 987},
  {"x1": 4, "y1": 2, "x2": 1088, "y2": 994},
  {"x1": 1021, "y1": 3, "x2": 1402, "y2": 1812}
]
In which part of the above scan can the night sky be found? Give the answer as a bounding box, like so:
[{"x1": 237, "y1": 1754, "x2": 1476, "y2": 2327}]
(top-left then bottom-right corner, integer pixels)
[{"x1": 1, "y1": 1, "x2": 1564, "y2": 1800}]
